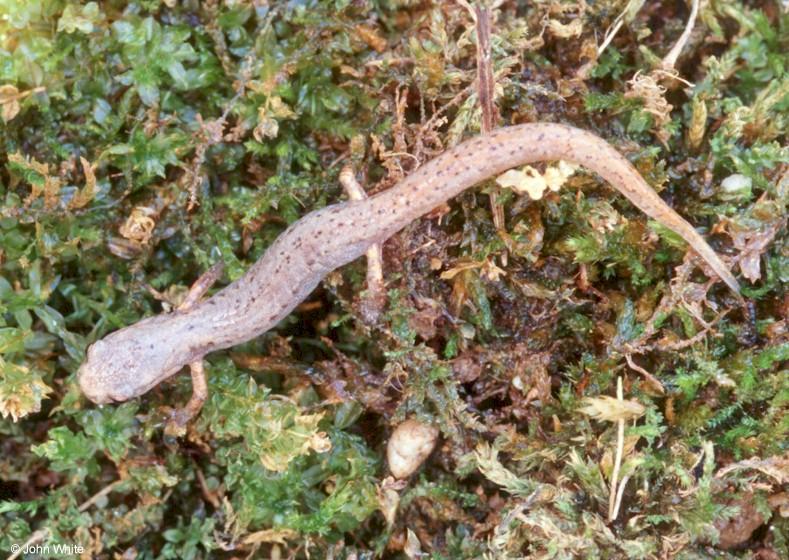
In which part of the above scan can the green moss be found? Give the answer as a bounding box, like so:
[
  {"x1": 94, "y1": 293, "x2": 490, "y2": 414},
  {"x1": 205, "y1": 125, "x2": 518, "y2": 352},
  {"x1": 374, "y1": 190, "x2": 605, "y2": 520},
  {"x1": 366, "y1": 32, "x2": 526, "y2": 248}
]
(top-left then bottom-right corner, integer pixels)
[{"x1": 1, "y1": 0, "x2": 786, "y2": 557}]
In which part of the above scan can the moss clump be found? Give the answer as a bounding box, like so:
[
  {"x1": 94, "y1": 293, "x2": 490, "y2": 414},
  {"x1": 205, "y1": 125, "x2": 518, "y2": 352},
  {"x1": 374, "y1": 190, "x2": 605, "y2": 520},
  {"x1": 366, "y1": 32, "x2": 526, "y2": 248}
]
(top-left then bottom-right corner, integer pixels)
[{"x1": 1, "y1": 1, "x2": 786, "y2": 557}]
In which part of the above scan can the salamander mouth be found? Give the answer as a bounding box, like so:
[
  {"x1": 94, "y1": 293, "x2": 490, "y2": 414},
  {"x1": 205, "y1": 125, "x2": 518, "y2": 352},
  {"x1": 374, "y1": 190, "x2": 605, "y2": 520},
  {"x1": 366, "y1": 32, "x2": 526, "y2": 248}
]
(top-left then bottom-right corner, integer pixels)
[
  {"x1": 113, "y1": 362, "x2": 187, "y2": 403},
  {"x1": 77, "y1": 363, "x2": 135, "y2": 404},
  {"x1": 80, "y1": 384, "x2": 114, "y2": 405}
]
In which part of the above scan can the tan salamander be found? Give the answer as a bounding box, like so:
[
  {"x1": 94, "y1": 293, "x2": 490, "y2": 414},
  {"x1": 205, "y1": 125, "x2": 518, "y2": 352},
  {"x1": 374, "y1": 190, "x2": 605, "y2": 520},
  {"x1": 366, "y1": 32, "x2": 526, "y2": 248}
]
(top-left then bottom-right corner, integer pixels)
[{"x1": 78, "y1": 123, "x2": 739, "y2": 412}]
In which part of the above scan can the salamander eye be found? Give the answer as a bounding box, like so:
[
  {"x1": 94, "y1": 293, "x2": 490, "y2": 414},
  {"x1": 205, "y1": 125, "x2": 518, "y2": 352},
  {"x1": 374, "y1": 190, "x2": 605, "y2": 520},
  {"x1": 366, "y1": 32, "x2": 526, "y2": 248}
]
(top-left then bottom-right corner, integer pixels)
[{"x1": 86, "y1": 339, "x2": 106, "y2": 358}]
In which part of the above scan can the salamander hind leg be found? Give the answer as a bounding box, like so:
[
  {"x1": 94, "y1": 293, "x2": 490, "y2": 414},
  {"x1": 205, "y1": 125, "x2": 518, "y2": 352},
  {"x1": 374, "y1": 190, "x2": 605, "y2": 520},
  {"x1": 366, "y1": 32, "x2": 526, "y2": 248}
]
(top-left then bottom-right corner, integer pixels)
[{"x1": 339, "y1": 165, "x2": 386, "y2": 323}]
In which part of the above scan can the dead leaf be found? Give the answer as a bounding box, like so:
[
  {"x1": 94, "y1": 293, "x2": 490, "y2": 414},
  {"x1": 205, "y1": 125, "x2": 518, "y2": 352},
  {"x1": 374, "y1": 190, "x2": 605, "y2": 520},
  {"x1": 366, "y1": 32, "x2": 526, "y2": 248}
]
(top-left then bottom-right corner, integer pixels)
[
  {"x1": 735, "y1": 220, "x2": 784, "y2": 283},
  {"x1": 713, "y1": 492, "x2": 768, "y2": 549},
  {"x1": 496, "y1": 161, "x2": 577, "y2": 200},
  {"x1": 242, "y1": 528, "x2": 298, "y2": 545},
  {"x1": 9, "y1": 152, "x2": 62, "y2": 209},
  {"x1": 0, "y1": 85, "x2": 21, "y2": 122},
  {"x1": 404, "y1": 528, "x2": 422, "y2": 559},
  {"x1": 579, "y1": 395, "x2": 646, "y2": 422},
  {"x1": 625, "y1": 72, "x2": 672, "y2": 124},
  {"x1": 377, "y1": 476, "x2": 407, "y2": 528},
  {"x1": 0, "y1": 364, "x2": 53, "y2": 422},
  {"x1": 356, "y1": 24, "x2": 388, "y2": 52},
  {"x1": 0, "y1": 85, "x2": 44, "y2": 122},
  {"x1": 70, "y1": 157, "x2": 98, "y2": 209},
  {"x1": 547, "y1": 19, "x2": 583, "y2": 38},
  {"x1": 440, "y1": 259, "x2": 504, "y2": 281},
  {"x1": 119, "y1": 207, "x2": 157, "y2": 245},
  {"x1": 715, "y1": 454, "x2": 789, "y2": 484}
]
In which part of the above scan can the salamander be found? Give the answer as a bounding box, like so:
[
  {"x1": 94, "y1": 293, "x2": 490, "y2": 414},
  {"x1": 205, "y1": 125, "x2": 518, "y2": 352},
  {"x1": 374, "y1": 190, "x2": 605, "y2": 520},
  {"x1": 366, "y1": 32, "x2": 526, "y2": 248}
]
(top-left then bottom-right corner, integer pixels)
[{"x1": 78, "y1": 123, "x2": 739, "y2": 412}]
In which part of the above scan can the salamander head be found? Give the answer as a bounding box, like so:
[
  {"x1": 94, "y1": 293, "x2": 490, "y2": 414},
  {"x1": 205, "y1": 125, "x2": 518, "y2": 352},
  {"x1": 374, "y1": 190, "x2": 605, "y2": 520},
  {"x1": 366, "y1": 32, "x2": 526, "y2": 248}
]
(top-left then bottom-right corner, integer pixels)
[{"x1": 77, "y1": 316, "x2": 191, "y2": 404}]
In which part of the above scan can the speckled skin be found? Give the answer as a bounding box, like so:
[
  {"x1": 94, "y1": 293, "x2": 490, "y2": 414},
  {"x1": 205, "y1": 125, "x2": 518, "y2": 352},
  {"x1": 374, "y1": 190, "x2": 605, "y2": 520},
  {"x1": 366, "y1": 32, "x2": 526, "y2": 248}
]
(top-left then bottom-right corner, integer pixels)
[{"x1": 78, "y1": 123, "x2": 739, "y2": 404}]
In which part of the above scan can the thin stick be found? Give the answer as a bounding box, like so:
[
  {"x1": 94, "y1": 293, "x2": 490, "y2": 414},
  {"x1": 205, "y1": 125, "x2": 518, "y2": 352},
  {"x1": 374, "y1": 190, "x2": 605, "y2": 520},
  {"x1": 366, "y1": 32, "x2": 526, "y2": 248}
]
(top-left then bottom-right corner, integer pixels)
[
  {"x1": 8, "y1": 529, "x2": 50, "y2": 560},
  {"x1": 469, "y1": 4, "x2": 505, "y2": 232},
  {"x1": 611, "y1": 473, "x2": 631, "y2": 521},
  {"x1": 196, "y1": 466, "x2": 221, "y2": 509},
  {"x1": 78, "y1": 479, "x2": 125, "y2": 512},
  {"x1": 473, "y1": 5, "x2": 497, "y2": 133},
  {"x1": 598, "y1": 17, "x2": 625, "y2": 57},
  {"x1": 662, "y1": 0, "x2": 700, "y2": 70},
  {"x1": 10, "y1": 480, "x2": 125, "y2": 559},
  {"x1": 625, "y1": 353, "x2": 665, "y2": 395},
  {"x1": 608, "y1": 376, "x2": 625, "y2": 521}
]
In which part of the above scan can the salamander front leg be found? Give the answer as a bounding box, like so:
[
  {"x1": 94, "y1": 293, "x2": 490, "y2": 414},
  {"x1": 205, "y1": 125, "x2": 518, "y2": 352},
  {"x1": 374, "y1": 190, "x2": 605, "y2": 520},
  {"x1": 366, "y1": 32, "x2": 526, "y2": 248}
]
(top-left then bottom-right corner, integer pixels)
[
  {"x1": 165, "y1": 263, "x2": 223, "y2": 436},
  {"x1": 179, "y1": 262, "x2": 225, "y2": 311},
  {"x1": 166, "y1": 361, "x2": 207, "y2": 436}
]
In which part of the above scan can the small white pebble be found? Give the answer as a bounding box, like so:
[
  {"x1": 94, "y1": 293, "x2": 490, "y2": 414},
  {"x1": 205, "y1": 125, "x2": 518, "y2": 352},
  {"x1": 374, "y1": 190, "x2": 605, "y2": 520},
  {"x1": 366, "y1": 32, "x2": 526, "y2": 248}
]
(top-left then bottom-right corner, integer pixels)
[
  {"x1": 459, "y1": 323, "x2": 476, "y2": 339},
  {"x1": 387, "y1": 419, "x2": 439, "y2": 479},
  {"x1": 720, "y1": 173, "x2": 752, "y2": 193},
  {"x1": 512, "y1": 375, "x2": 524, "y2": 391}
]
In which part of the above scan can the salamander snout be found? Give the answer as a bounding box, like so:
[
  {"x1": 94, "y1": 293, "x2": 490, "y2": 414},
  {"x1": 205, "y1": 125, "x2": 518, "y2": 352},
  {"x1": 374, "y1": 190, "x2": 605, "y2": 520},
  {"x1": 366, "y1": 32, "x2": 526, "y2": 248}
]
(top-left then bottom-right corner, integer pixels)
[
  {"x1": 77, "y1": 339, "x2": 135, "y2": 404},
  {"x1": 77, "y1": 315, "x2": 193, "y2": 405}
]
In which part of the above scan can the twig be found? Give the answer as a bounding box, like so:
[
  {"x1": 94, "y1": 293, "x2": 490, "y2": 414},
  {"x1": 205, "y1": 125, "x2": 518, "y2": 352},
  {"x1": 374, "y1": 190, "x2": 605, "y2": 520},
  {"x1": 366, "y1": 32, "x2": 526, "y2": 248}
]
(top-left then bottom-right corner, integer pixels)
[
  {"x1": 8, "y1": 529, "x2": 50, "y2": 560},
  {"x1": 365, "y1": 56, "x2": 414, "y2": 69},
  {"x1": 611, "y1": 473, "x2": 631, "y2": 521},
  {"x1": 625, "y1": 354, "x2": 665, "y2": 395},
  {"x1": 608, "y1": 376, "x2": 625, "y2": 521},
  {"x1": 652, "y1": 68, "x2": 694, "y2": 87},
  {"x1": 623, "y1": 252, "x2": 734, "y2": 354},
  {"x1": 468, "y1": 4, "x2": 505, "y2": 232},
  {"x1": 78, "y1": 479, "x2": 124, "y2": 512},
  {"x1": 598, "y1": 12, "x2": 626, "y2": 57},
  {"x1": 10, "y1": 480, "x2": 124, "y2": 559},
  {"x1": 647, "y1": 310, "x2": 730, "y2": 352},
  {"x1": 196, "y1": 465, "x2": 221, "y2": 509},
  {"x1": 422, "y1": 84, "x2": 474, "y2": 132},
  {"x1": 184, "y1": 55, "x2": 254, "y2": 211},
  {"x1": 662, "y1": 0, "x2": 700, "y2": 70},
  {"x1": 473, "y1": 5, "x2": 497, "y2": 133}
]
